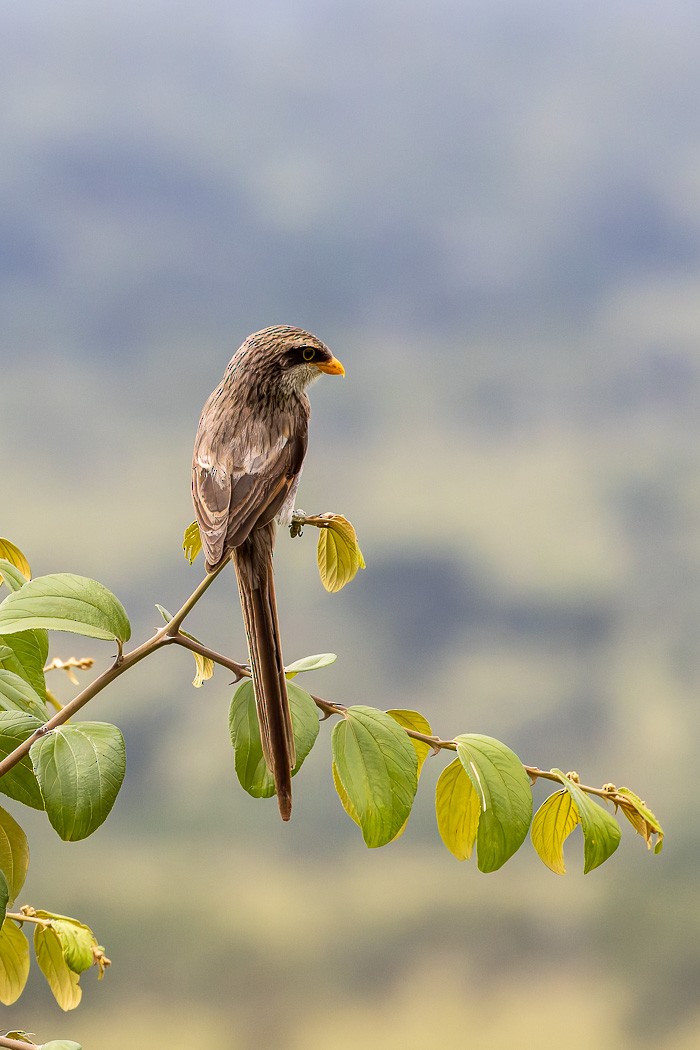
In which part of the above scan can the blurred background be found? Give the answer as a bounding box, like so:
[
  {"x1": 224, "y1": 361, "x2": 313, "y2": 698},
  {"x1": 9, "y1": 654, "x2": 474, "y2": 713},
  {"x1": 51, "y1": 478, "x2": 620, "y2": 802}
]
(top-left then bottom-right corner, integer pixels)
[{"x1": 2, "y1": 0, "x2": 699, "y2": 1047}]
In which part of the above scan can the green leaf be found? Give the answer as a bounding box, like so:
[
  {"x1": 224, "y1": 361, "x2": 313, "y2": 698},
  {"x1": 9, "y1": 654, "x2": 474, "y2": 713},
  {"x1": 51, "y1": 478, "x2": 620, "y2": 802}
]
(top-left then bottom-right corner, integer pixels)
[
  {"x1": 550, "y1": 770, "x2": 621, "y2": 873},
  {"x1": 33, "y1": 912, "x2": 95, "y2": 975},
  {"x1": 155, "y1": 605, "x2": 214, "y2": 688},
  {"x1": 531, "y1": 790, "x2": 580, "y2": 875},
  {"x1": 183, "y1": 521, "x2": 202, "y2": 564},
  {"x1": 0, "y1": 805, "x2": 29, "y2": 903},
  {"x1": 386, "y1": 708, "x2": 432, "y2": 774},
  {"x1": 0, "y1": 574, "x2": 131, "y2": 644},
  {"x1": 0, "y1": 543, "x2": 31, "y2": 583},
  {"x1": 615, "y1": 786, "x2": 664, "y2": 854},
  {"x1": 455, "y1": 734, "x2": 533, "y2": 872},
  {"x1": 0, "y1": 559, "x2": 30, "y2": 592},
  {"x1": 229, "y1": 680, "x2": 320, "y2": 798},
  {"x1": 317, "y1": 515, "x2": 366, "y2": 592},
  {"x1": 0, "y1": 919, "x2": 30, "y2": 1005},
  {"x1": 229, "y1": 682, "x2": 273, "y2": 799},
  {"x1": 0, "y1": 670, "x2": 48, "y2": 720},
  {"x1": 284, "y1": 652, "x2": 337, "y2": 679},
  {"x1": 34, "y1": 923, "x2": 82, "y2": 1010},
  {"x1": 0, "y1": 627, "x2": 49, "y2": 701},
  {"x1": 435, "y1": 757, "x2": 481, "y2": 861},
  {"x1": 382, "y1": 709, "x2": 434, "y2": 843},
  {"x1": 332, "y1": 706, "x2": 418, "y2": 847},
  {"x1": 0, "y1": 712, "x2": 45, "y2": 810},
  {"x1": 30, "y1": 723, "x2": 126, "y2": 841}
]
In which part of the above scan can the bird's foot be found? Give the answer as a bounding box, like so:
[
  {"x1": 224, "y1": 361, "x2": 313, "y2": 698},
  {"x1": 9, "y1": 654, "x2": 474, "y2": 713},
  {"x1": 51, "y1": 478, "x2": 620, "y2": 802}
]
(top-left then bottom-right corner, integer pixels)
[{"x1": 290, "y1": 509, "x2": 306, "y2": 538}]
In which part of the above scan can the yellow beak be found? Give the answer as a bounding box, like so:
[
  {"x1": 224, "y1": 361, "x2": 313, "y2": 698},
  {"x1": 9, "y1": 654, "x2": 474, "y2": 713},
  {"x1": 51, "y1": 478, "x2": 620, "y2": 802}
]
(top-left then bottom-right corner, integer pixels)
[{"x1": 315, "y1": 356, "x2": 345, "y2": 376}]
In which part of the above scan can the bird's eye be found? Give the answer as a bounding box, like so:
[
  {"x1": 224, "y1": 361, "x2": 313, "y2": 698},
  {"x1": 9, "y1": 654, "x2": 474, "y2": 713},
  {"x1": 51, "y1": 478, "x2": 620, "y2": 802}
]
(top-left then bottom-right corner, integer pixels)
[{"x1": 301, "y1": 347, "x2": 315, "y2": 362}]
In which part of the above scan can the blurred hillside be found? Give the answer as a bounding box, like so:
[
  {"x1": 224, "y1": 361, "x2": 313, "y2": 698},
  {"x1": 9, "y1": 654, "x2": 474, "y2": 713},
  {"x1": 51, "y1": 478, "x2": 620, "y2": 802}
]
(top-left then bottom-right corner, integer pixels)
[{"x1": 2, "y1": 1, "x2": 700, "y2": 1048}]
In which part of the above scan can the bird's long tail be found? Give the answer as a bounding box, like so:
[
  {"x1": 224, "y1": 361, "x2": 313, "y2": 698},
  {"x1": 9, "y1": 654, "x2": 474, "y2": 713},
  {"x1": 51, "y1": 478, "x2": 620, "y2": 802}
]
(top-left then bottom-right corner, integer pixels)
[{"x1": 232, "y1": 522, "x2": 295, "y2": 820}]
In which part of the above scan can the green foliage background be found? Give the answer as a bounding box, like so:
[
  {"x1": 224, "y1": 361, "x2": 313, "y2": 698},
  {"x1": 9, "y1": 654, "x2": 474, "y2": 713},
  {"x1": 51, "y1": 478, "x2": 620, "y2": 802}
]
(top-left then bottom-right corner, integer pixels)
[{"x1": 2, "y1": 1, "x2": 699, "y2": 1047}]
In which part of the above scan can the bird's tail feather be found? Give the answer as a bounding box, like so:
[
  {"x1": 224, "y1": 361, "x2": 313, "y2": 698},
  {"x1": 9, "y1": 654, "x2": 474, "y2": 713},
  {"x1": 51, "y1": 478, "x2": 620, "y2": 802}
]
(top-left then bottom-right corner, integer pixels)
[{"x1": 232, "y1": 524, "x2": 295, "y2": 820}]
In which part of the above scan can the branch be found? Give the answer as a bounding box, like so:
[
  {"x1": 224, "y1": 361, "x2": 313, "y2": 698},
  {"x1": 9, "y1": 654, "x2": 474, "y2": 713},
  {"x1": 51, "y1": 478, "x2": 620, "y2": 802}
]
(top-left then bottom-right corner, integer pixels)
[
  {"x1": 291, "y1": 513, "x2": 333, "y2": 531},
  {"x1": 0, "y1": 556, "x2": 632, "y2": 811},
  {"x1": 0, "y1": 1037, "x2": 41, "y2": 1050},
  {"x1": 167, "y1": 634, "x2": 248, "y2": 680},
  {"x1": 303, "y1": 692, "x2": 621, "y2": 803},
  {"x1": 164, "y1": 560, "x2": 228, "y2": 634},
  {"x1": 0, "y1": 565, "x2": 229, "y2": 780}
]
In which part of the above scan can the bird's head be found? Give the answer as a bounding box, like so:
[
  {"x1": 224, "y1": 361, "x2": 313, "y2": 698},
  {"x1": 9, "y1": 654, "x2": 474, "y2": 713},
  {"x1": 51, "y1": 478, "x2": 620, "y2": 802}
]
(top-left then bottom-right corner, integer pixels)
[{"x1": 240, "y1": 325, "x2": 345, "y2": 394}]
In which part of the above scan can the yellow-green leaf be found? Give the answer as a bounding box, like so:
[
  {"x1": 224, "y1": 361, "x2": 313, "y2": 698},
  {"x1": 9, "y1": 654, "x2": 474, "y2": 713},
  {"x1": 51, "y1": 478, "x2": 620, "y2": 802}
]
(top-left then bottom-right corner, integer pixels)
[
  {"x1": 0, "y1": 541, "x2": 31, "y2": 583},
  {"x1": 550, "y1": 770, "x2": 621, "y2": 873},
  {"x1": 285, "y1": 653, "x2": 337, "y2": 679},
  {"x1": 455, "y1": 734, "x2": 533, "y2": 872},
  {"x1": 0, "y1": 805, "x2": 29, "y2": 903},
  {"x1": 156, "y1": 606, "x2": 214, "y2": 688},
  {"x1": 317, "y1": 515, "x2": 365, "y2": 592},
  {"x1": 332, "y1": 760, "x2": 360, "y2": 827},
  {"x1": 190, "y1": 650, "x2": 214, "y2": 688},
  {"x1": 435, "y1": 757, "x2": 481, "y2": 861},
  {"x1": 332, "y1": 706, "x2": 418, "y2": 847},
  {"x1": 387, "y1": 709, "x2": 432, "y2": 775},
  {"x1": 183, "y1": 522, "x2": 202, "y2": 564},
  {"x1": 381, "y1": 709, "x2": 434, "y2": 846},
  {"x1": 34, "y1": 923, "x2": 82, "y2": 1010},
  {"x1": 33, "y1": 912, "x2": 96, "y2": 975},
  {"x1": 0, "y1": 560, "x2": 31, "y2": 593},
  {"x1": 615, "y1": 787, "x2": 664, "y2": 854},
  {"x1": 0, "y1": 870, "x2": 7, "y2": 928},
  {"x1": 531, "y1": 790, "x2": 580, "y2": 875},
  {"x1": 0, "y1": 919, "x2": 30, "y2": 1004}
]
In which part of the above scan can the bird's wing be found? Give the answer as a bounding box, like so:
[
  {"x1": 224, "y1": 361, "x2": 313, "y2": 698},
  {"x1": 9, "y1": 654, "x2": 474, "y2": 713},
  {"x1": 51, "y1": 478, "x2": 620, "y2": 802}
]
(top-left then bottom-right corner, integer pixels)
[
  {"x1": 191, "y1": 454, "x2": 232, "y2": 568},
  {"x1": 193, "y1": 424, "x2": 308, "y2": 568}
]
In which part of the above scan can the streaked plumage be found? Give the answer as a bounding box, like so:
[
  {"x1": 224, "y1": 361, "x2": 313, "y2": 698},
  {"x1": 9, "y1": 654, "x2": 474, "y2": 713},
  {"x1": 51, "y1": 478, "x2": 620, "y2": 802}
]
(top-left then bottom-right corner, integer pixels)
[{"x1": 192, "y1": 325, "x2": 344, "y2": 819}]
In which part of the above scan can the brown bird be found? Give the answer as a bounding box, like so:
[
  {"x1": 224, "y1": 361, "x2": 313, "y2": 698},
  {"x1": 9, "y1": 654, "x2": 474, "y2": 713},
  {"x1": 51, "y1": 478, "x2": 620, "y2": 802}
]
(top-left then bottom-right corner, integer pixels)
[{"x1": 192, "y1": 325, "x2": 345, "y2": 820}]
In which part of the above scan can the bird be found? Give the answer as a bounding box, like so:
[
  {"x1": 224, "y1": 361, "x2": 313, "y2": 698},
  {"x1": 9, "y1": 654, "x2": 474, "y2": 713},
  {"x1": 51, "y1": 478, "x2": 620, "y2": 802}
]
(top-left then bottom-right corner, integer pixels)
[{"x1": 192, "y1": 325, "x2": 345, "y2": 820}]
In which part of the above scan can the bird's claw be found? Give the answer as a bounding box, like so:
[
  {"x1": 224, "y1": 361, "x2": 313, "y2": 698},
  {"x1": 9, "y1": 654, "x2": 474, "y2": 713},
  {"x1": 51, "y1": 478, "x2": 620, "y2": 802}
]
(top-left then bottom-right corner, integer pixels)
[{"x1": 290, "y1": 509, "x2": 306, "y2": 538}]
